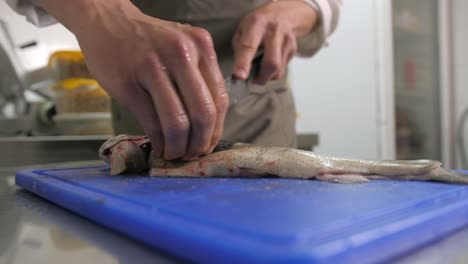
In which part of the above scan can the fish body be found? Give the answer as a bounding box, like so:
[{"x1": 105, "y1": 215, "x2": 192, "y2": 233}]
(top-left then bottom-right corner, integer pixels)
[{"x1": 99, "y1": 135, "x2": 468, "y2": 184}]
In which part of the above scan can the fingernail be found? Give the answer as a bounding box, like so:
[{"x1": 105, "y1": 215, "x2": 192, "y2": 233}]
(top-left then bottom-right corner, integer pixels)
[{"x1": 236, "y1": 68, "x2": 247, "y2": 80}]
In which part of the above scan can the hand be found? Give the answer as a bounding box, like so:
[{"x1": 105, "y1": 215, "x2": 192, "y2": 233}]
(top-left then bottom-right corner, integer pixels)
[
  {"x1": 233, "y1": 0, "x2": 318, "y2": 84},
  {"x1": 40, "y1": 0, "x2": 229, "y2": 160}
]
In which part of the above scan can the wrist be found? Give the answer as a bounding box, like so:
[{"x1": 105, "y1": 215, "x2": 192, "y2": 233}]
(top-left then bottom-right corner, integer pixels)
[{"x1": 272, "y1": 0, "x2": 319, "y2": 37}]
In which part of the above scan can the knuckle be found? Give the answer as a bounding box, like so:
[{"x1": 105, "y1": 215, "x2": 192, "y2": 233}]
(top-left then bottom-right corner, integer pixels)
[
  {"x1": 170, "y1": 36, "x2": 191, "y2": 56},
  {"x1": 264, "y1": 59, "x2": 281, "y2": 73},
  {"x1": 267, "y1": 21, "x2": 280, "y2": 31},
  {"x1": 165, "y1": 113, "x2": 190, "y2": 136},
  {"x1": 192, "y1": 27, "x2": 214, "y2": 48},
  {"x1": 142, "y1": 52, "x2": 160, "y2": 71},
  {"x1": 216, "y1": 89, "x2": 230, "y2": 112},
  {"x1": 193, "y1": 104, "x2": 217, "y2": 127},
  {"x1": 247, "y1": 13, "x2": 266, "y2": 26}
]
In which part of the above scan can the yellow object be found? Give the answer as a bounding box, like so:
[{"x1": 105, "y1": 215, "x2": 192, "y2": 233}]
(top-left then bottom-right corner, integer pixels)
[
  {"x1": 52, "y1": 78, "x2": 105, "y2": 93},
  {"x1": 48, "y1": 50, "x2": 91, "y2": 81},
  {"x1": 48, "y1": 51, "x2": 113, "y2": 135},
  {"x1": 53, "y1": 78, "x2": 110, "y2": 113},
  {"x1": 48, "y1": 50, "x2": 84, "y2": 64}
]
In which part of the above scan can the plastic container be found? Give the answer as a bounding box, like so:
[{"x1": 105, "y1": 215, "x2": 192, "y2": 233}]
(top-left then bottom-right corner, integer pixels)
[
  {"x1": 52, "y1": 78, "x2": 113, "y2": 135},
  {"x1": 48, "y1": 50, "x2": 91, "y2": 81},
  {"x1": 46, "y1": 51, "x2": 113, "y2": 136},
  {"x1": 52, "y1": 78, "x2": 110, "y2": 114}
]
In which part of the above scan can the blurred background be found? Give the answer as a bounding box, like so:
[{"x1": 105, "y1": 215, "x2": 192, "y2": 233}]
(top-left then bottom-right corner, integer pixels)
[{"x1": 0, "y1": 0, "x2": 467, "y2": 169}]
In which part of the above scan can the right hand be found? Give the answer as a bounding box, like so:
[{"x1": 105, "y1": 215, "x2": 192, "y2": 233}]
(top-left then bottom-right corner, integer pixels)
[{"x1": 71, "y1": 1, "x2": 229, "y2": 160}]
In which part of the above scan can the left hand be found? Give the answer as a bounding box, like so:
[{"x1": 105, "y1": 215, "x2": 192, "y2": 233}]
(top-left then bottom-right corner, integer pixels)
[{"x1": 232, "y1": 0, "x2": 318, "y2": 85}]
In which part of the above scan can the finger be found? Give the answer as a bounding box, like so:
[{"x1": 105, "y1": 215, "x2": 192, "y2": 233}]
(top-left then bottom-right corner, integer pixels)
[
  {"x1": 198, "y1": 44, "x2": 229, "y2": 154},
  {"x1": 233, "y1": 14, "x2": 266, "y2": 80},
  {"x1": 189, "y1": 27, "x2": 229, "y2": 154},
  {"x1": 279, "y1": 33, "x2": 298, "y2": 79},
  {"x1": 167, "y1": 46, "x2": 217, "y2": 160},
  {"x1": 117, "y1": 86, "x2": 164, "y2": 158},
  {"x1": 140, "y1": 54, "x2": 190, "y2": 160},
  {"x1": 255, "y1": 24, "x2": 282, "y2": 85}
]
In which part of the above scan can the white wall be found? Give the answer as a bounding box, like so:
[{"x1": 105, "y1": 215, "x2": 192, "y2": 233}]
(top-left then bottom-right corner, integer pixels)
[
  {"x1": 290, "y1": 0, "x2": 388, "y2": 159},
  {"x1": 453, "y1": 0, "x2": 468, "y2": 168}
]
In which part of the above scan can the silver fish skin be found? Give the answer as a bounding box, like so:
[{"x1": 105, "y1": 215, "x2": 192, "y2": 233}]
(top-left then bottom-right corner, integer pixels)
[{"x1": 99, "y1": 135, "x2": 468, "y2": 184}]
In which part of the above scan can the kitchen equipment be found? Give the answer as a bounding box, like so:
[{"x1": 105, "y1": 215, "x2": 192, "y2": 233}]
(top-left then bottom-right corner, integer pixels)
[
  {"x1": 0, "y1": 21, "x2": 27, "y2": 117},
  {"x1": 16, "y1": 166, "x2": 468, "y2": 263}
]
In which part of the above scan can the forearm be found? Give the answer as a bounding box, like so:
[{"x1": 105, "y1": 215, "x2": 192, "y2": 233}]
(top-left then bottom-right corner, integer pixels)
[{"x1": 35, "y1": 0, "x2": 139, "y2": 35}]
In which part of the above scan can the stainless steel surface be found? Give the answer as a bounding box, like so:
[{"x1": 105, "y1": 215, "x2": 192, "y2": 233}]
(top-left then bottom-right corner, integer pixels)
[
  {"x1": 224, "y1": 75, "x2": 251, "y2": 106},
  {"x1": 0, "y1": 136, "x2": 110, "y2": 167},
  {"x1": 0, "y1": 161, "x2": 180, "y2": 264}
]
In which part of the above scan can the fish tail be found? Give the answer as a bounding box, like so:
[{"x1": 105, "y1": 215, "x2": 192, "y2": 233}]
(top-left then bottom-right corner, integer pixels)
[{"x1": 428, "y1": 167, "x2": 468, "y2": 184}]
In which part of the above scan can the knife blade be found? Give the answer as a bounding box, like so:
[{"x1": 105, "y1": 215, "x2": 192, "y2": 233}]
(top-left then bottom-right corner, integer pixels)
[{"x1": 225, "y1": 49, "x2": 264, "y2": 106}]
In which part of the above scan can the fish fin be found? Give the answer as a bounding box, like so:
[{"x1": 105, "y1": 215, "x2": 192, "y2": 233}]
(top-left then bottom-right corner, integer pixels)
[{"x1": 316, "y1": 174, "x2": 370, "y2": 184}]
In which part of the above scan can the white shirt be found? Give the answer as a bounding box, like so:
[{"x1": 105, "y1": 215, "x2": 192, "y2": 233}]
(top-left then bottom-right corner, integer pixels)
[{"x1": 6, "y1": 0, "x2": 342, "y2": 57}]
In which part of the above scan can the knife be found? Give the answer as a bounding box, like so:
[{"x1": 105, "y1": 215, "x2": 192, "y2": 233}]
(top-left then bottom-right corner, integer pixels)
[{"x1": 225, "y1": 49, "x2": 264, "y2": 106}]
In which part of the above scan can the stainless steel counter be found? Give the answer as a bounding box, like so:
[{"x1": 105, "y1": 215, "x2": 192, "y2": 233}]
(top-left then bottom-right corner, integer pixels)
[
  {"x1": 0, "y1": 136, "x2": 109, "y2": 167},
  {"x1": 2, "y1": 162, "x2": 468, "y2": 263},
  {"x1": 0, "y1": 161, "x2": 181, "y2": 264}
]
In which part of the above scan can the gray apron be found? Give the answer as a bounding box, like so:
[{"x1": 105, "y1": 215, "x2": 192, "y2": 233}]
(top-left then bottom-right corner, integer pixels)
[{"x1": 112, "y1": 0, "x2": 297, "y2": 148}]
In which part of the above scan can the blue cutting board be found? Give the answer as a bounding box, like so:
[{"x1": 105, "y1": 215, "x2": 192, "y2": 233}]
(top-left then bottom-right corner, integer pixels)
[{"x1": 15, "y1": 166, "x2": 468, "y2": 263}]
